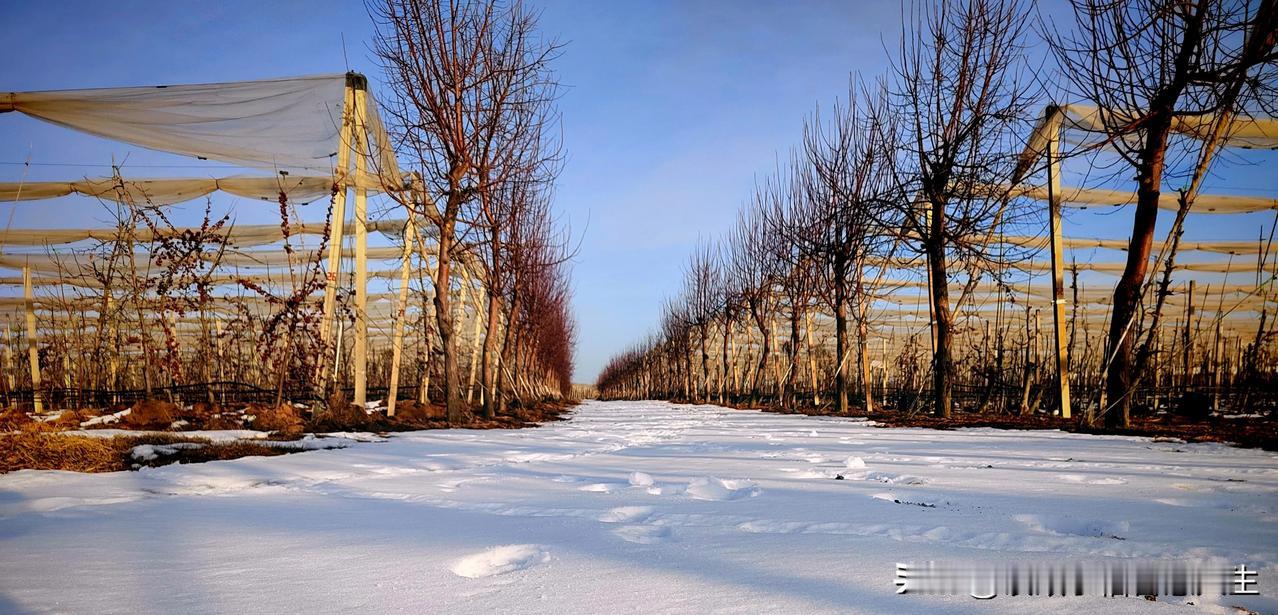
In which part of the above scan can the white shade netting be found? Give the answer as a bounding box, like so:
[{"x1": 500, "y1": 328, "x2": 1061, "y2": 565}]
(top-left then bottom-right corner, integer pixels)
[
  {"x1": 0, "y1": 218, "x2": 412, "y2": 248},
  {"x1": 0, "y1": 175, "x2": 339, "y2": 207},
  {"x1": 1, "y1": 75, "x2": 350, "y2": 172},
  {"x1": 995, "y1": 234, "x2": 1266, "y2": 255},
  {"x1": 1060, "y1": 103, "x2": 1278, "y2": 150},
  {"x1": 1013, "y1": 185, "x2": 1278, "y2": 214}
]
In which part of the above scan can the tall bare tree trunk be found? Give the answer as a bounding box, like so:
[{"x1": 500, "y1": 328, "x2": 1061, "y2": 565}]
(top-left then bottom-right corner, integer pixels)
[
  {"x1": 434, "y1": 218, "x2": 464, "y2": 422},
  {"x1": 927, "y1": 205, "x2": 953, "y2": 418}
]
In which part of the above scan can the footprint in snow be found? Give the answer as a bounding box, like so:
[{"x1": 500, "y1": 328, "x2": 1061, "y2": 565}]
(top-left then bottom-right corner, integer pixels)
[
  {"x1": 612, "y1": 525, "x2": 672, "y2": 544},
  {"x1": 685, "y1": 477, "x2": 761, "y2": 501},
  {"x1": 845, "y1": 471, "x2": 927, "y2": 485},
  {"x1": 598, "y1": 506, "x2": 653, "y2": 523},
  {"x1": 871, "y1": 492, "x2": 937, "y2": 508},
  {"x1": 1012, "y1": 514, "x2": 1128, "y2": 539},
  {"x1": 450, "y1": 545, "x2": 550, "y2": 578},
  {"x1": 1058, "y1": 474, "x2": 1127, "y2": 485}
]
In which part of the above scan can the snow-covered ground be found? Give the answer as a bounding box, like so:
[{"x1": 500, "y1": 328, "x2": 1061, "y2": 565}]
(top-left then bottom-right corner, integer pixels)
[{"x1": 0, "y1": 400, "x2": 1275, "y2": 614}]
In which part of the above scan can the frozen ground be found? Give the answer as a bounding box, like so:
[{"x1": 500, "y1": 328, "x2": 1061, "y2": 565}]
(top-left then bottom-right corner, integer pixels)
[{"x1": 0, "y1": 400, "x2": 1275, "y2": 614}]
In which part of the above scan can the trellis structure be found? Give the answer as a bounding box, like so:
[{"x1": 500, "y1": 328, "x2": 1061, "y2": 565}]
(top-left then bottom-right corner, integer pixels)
[
  {"x1": 0, "y1": 73, "x2": 449, "y2": 411},
  {"x1": 598, "y1": 104, "x2": 1278, "y2": 419}
]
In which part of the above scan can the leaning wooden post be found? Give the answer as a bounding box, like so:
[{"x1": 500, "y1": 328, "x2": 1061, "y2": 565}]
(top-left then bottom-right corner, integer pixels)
[
  {"x1": 318, "y1": 77, "x2": 358, "y2": 391},
  {"x1": 352, "y1": 85, "x2": 371, "y2": 408},
  {"x1": 386, "y1": 220, "x2": 417, "y2": 417},
  {"x1": 1045, "y1": 107, "x2": 1072, "y2": 419},
  {"x1": 23, "y1": 265, "x2": 42, "y2": 412}
]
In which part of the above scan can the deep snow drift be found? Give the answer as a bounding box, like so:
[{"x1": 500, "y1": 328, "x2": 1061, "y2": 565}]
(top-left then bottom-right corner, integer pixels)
[{"x1": 0, "y1": 401, "x2": 1274, "y2": 614}]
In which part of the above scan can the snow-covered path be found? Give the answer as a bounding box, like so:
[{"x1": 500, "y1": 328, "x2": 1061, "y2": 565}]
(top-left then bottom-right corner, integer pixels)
[{"x1": 1, "y1": 401, "x2": 1275, "y2": 614}]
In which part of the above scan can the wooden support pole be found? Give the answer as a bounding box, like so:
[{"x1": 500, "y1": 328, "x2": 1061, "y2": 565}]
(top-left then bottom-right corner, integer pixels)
[
  {"x1": 1212, "y1": 319, "x2": 1223, "y2": 413},
  {"x1": 1184, "y1": 280, "x2": 1196, "y2": 390},
  {"x1": 23, "y1": 265, "x2": 42, "y2": 412},
  {"x1": 880, "y1": 337, "x2": 888, "y2": 403},
  {"x1": 1046, "y1": 110, "x2": 1072, "y2": 419},
  {"x1": 769, "y1": 314, "x2": 779, "y2": 398},
  {"x1": 353, "y1": 87, "x2": 370, "y2": 407},
  {"x1": 318, "y1": 83, "x2": 357, "y2": 391},
  {"x1": 805, "y1": 310, "x2": 819, "y2": 406},
  {"x1": 215, "y1": 317, "x2": 225, "y2": 406},
  {"x1": 860, "y1": 322, "x2": 873, "y2": 415},
  {"x1": 3, "y1": 321, "x2": 15, "y2": 397},
  {"x1": 923, "y1": 204, "x2": 937, "y2": 358},
  {"x1": 419, "y1": 285, "x2": 433, "y2": 405},
  {"x1": 459, "y1": 264, "x2": 484, "y2": 405},
  {"x1": 386, "y1": 220, "x2": 417, "y2": 417}
]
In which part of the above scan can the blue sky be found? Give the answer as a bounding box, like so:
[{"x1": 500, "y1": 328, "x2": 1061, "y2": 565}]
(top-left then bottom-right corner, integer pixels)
[{"x1": 2, "y1": 1, "x2": 1274, "y2": 382}]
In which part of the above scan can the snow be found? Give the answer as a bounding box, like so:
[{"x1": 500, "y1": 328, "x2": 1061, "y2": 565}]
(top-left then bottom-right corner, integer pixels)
[
  {"x1": 130, "y1": 442, "x2": 205, "y2": 461},
  {"x1": 0, "y1": 400, "x2": 1275, "y2": 614},
  {"x1": 79, "y1": 408, "x2": 130, "y2": 427}
]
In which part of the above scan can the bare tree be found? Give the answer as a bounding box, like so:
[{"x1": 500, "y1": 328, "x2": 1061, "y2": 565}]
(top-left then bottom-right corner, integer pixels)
[
  {"x1": 727, "y1": 192, "x2": 784, "y2": 405},
  {"x1": 888, "y1": 0, "x2": 1037, "y2": 417},
  {"x1": 793, "y1": 79, "x2": 899, "y2": 415},
  {"x1": 1048, "y1": 0, "x2": 1278, "y2": 427},
  {"x1": 764, "y1": 163, "x2": 822, "y2": 410},
  {"x1": 683, "y1": 242, "x2": 721, "y2": 403},
  {"x1": 372, "y1": 0, "x2": 559, "y2": 422}
]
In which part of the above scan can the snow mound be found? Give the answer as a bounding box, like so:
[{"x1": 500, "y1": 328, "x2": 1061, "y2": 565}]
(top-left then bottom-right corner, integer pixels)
[
  {"x1": 844, "y1": 456, "x2": 866, "y2": 469},
  {"x1": 627, "y1": 471, "x2": 654, "y2": 487},
  {"x1": 685, "y1": 477, "x2": 760, "y2": 501},
  {"x1": 450, "y1": 545, "x2": 550, "y2": 578}
]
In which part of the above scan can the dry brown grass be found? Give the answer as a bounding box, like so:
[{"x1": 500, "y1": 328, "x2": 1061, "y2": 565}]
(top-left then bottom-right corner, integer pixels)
[
  {"x1": 0, "y1": 408, "x2": 35, "y2": 431},
  {"x1": 247, "y1": 403, "x2": 304, "y2": 434},
  {"x1": 146, "y1": 440, "x2": 293, "y2": 466},
  {"x1": 0, "y1": 432, "x2": 307, "y2": 474},
  {"x1": 123, "y1": 399, "x2": 178, "y2": 430},
  {"x1": 0, "y1": 398, "x2": 576, "y2": 473},
  {"x1": 0, "y1": 432, "x2": 124, "y2": 473},
  {"x1": 392, "y1": 400, "x2": 446, "y2": 423}
]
